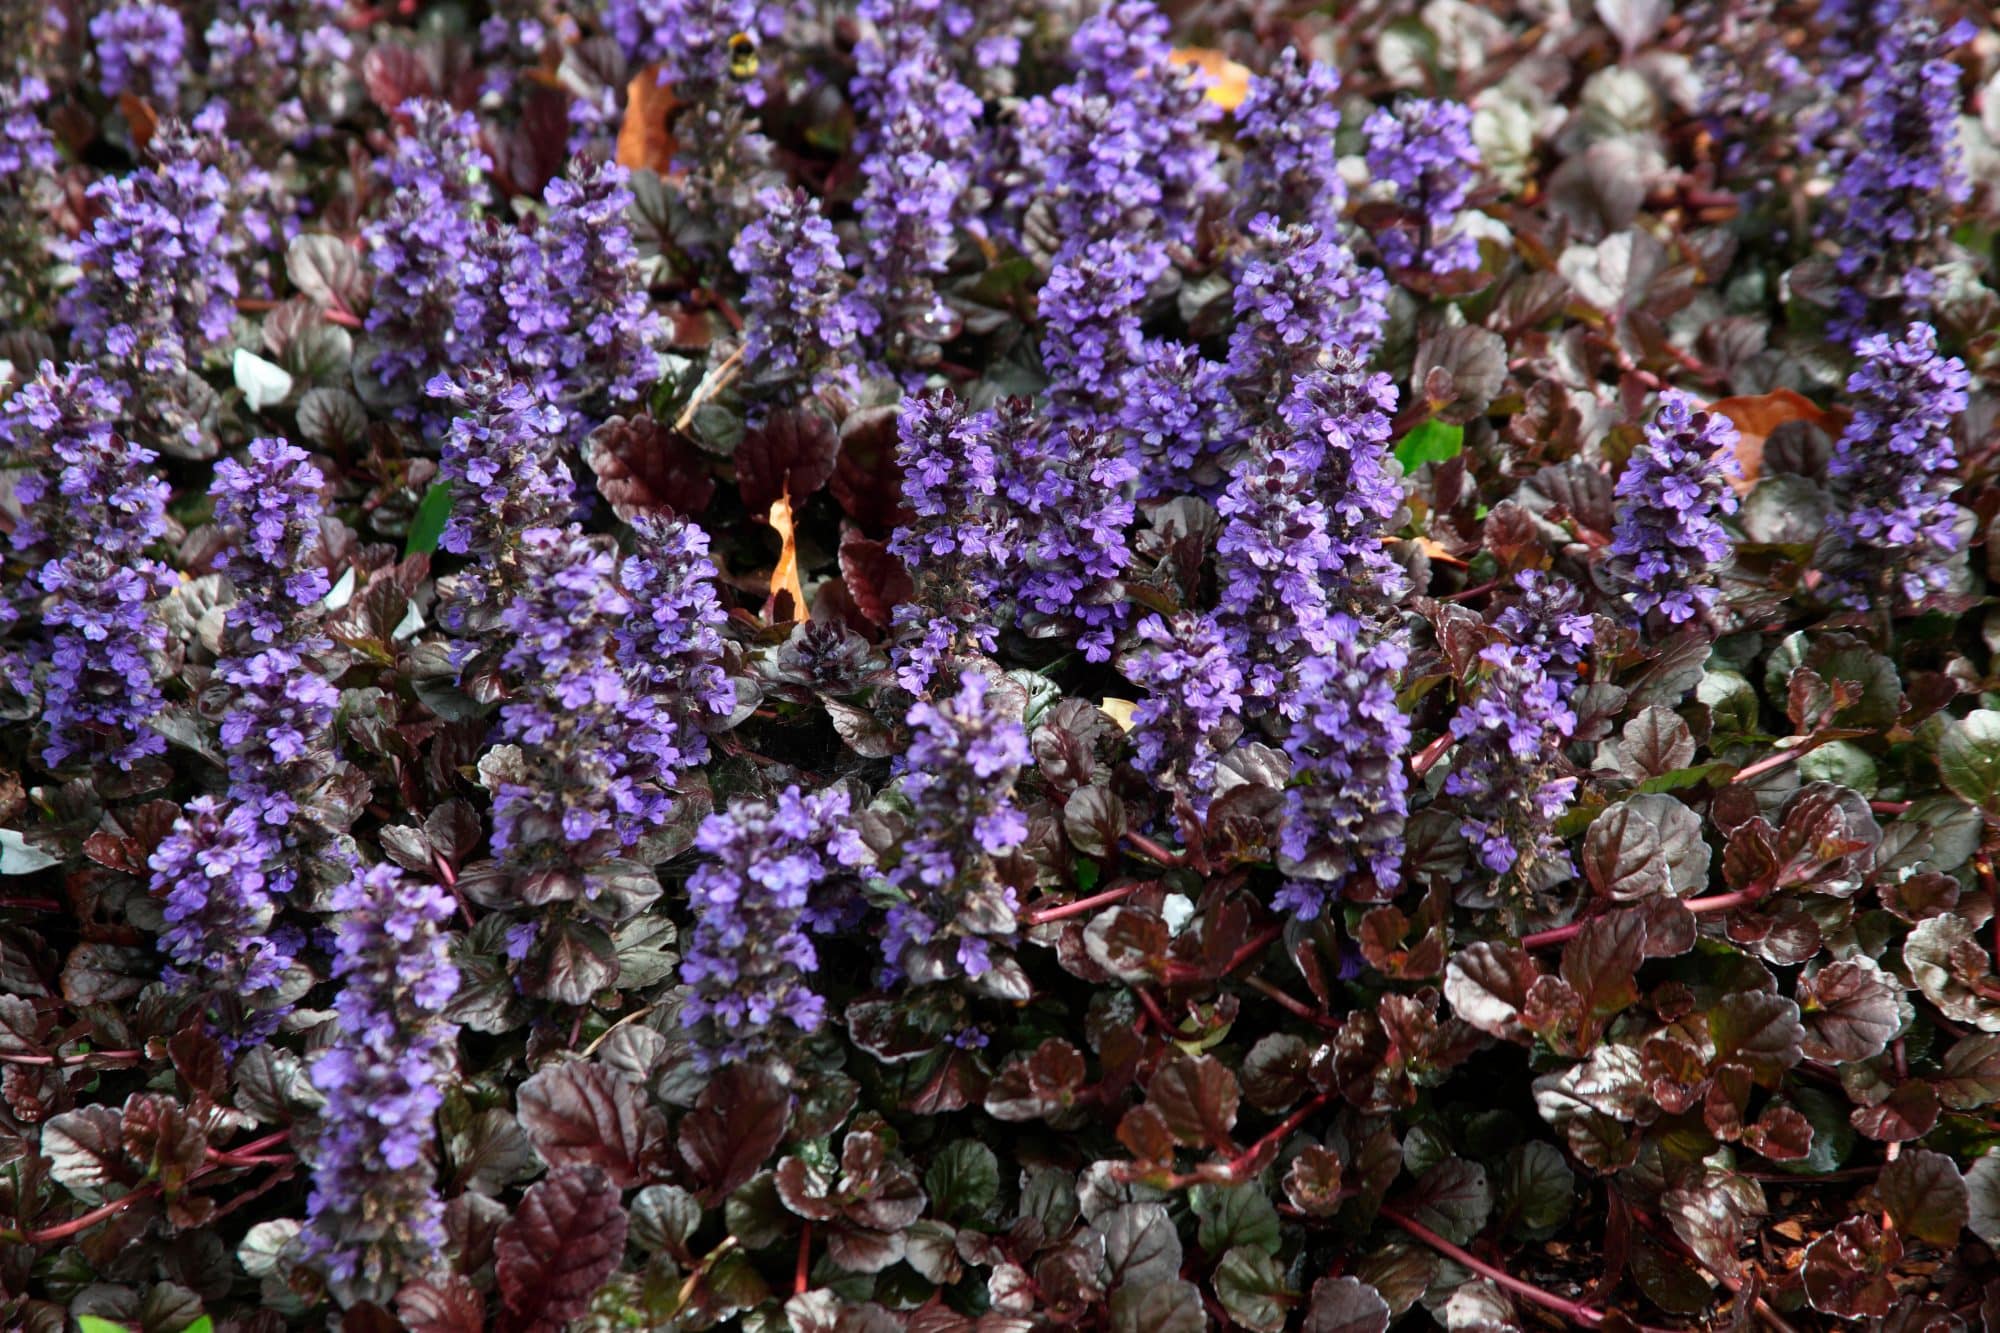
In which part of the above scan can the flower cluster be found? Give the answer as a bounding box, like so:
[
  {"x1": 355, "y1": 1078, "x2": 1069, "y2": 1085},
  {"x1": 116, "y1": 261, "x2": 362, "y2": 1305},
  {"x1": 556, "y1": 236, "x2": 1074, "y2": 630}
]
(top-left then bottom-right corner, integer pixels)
[
  {"x1": 613, "y1": 513, "x2": 734, "y2": 769},
  {"x1": 1362, "y1": 97, "x2": 1482, "y2": 274},
  {"x1": 428, "y1": 368, "x2": 576, "y2": 630},
  {"x1": 0, "y1": 363, "x2": 172, "y2": 770},
  {"x1": 1280, "y1": 357, "x2": 1405, "y2": 611},
  {"x1": 1122, "y1": 612, "x2": 1244, "y2": 814},
  {"x1": 363, "y1": 103, "x2": 501, "y2": 402},
  {"x1": 1227, "y1": 218, "x2": 1389, "y2": 398},
  {"x1": 490, "y1": 527, "x2": 679, "y2": 875},
  {"x1": 305, "y1": 864, "x2": 459, "y2": 1308},
  {"x1": 65, "y1": 122, "x2": 240, "y2": 414},
  {"x1": 89, "y1": 0, "x2": 187, "y2": 105},
  {"x1": 680, "y1": 785, "x2": 871, "y2": 1065},
  {"x1": 730, "y1": 187, "x2": 860, "y2": 400},
  {"x1": 1444, "y1": 643, "x2": 1579, "y2": 886},
  {"x1": 847, "y1": 0, "x2": 981, "y2": 372},
  {"x1": 500, "y1": 159, "x2": 662, "y2": 407},
  {"x1": 1824, "y1": 321, "x2": 1971, "y2": 606},
  {"x1": 1607, "y1": 393, "x2": 1742, "y2": 624},
  {"x1": 887, "y1": 392, "x2": 1012, "y2": 690},
  {"x1": 0, "y1": 75, "x2": 57, "y2": 324},
  {"x1": 1233, "y1": 49, "x2": 1345, "y2": 228},
  {"x1": 149, "y1": 796, "x2": 300, "y2": 1053},
  {"x1": 1018, "y1": 1, "x2": 1219, "y2": 418},
  {"x1": 1002, "y1": 414, "x2": 1139, "y2": 663},
  {"x1": 882, "y1": 671, "x2": 1030, "y2": 989},
  {"x1": 217, "y1": 647, "x2": 342, "y2": 831},
  {"x1": 210, "y1": 438, "x2": 331, "y2": 649},
  {"x1": 203, "y1": 0, "x2": 353, "y2": 146},
  {"x1": 1276, "y1": 623, "x2": 1411, "y2": 917},
  {"x1": 1815, "y1": 3, "x2": 1974, "y2": 336},
  {"x1": 1493, "y1": 570, "x2": 1593, "y2": 676},
  {"x1": 603, "y1": 0, "x2": 785, "y2": 93}
]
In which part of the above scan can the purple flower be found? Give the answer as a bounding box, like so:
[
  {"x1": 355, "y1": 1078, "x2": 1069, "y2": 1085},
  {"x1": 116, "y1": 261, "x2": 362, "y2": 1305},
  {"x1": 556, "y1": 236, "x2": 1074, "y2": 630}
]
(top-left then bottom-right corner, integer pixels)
[
  {"x1": 1017, "y1": 1, "x2": 1220, "y2": 421},
  {"x1": 614, "y1": 513, "x2": 734, "y2": 769},
  {"x1": 731, "y1": 187, "x2": 860, "y2": 400},
  {"x1": 500, "y1": 159, "x2": 662, "y2": 406},
  {"x1": 1122, "y1": 611, "x2": 1244, "y2": 812},
  {"x1": 217, "y1": 646, "x2": 341, "y2": 833},
  {"x1": 211, "y1": 437, "x2": 331, "y2": 649},
  {"x1": 887, "y1": 392, "x2": 1013, "y2": 691},
  {"x1": 1815, "y1": 3, "x2": 1974, "y2": 336},
  {"x1": 1234, "y1": 49, "x2": 1345, "y2": 228},
  {"x1": 1276, "y1": 621, "x2": 1411, "y2": 918},
  {"x1": 602, "y1": 0, "x2": 786, "y2": 93},
  {"x1": 1444, "y1": 643, "x2": 1579, "y2": 885},
  {"x1": 1362, "y1": 97, "x2": 1482, "y2": 274},
  {"x1": 149, "y1": 796, "x2": 300, "y2": 1054},
  {"x1": 845, "y1": 0, "x2": 981, "y2": 372},
  {"x1": 202, "y1": 0, "x2": 353, "y2": 146},
  {"x1": 89, "y1": 0, "x2": 186, "y2": 106},
  {"x1": 0, "y1": 363, "x2": 172, "y2": 771},
  {"x1": 362, "y1": 103, "x2": 503, "y2": 404},
  {"x1": 1000, "y1": 411, "x2": 1139, "y2": 663},
  {"x1": 680, "y1": 785, "x2": 872, "y2": 1066},
  {"x1": 65, "y1": 124, "x2": 241, "y2": 397},
  {"x1": 427, "y1": 368, "x2": 576, "y2": 630},
  {"x1": 1230, "y1": 218, "x2": 1390, "y2": 404},
  {"x1": 882, "y1": 671, "x2": 1030, "y2": 989},
  {"x1": 1607, "y1": 393, "x2": 1742, "y2": 624},
  {"x1": 305, "y1": 863, "x2": 459, "y2": 1307},
  {"x1": 490, "y1": 527, "x2": 683, "y2": 872},
  {"x1": 1824, "y1": 321, "x2": 1971, "y2": 607},
  {"x1": 1120, "y1": 339, "x2": 1243, "y2": 498},
  {"x1": 0, "y1": 75, "x2": 57, "y2": 321},
  {"x1": 1493, "y1": 570, "x2": 1595, "y2": 673}
]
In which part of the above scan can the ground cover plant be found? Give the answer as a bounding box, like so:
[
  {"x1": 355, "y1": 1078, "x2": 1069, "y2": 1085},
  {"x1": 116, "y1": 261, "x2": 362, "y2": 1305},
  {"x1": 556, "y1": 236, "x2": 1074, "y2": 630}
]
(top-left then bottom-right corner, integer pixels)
[{"x1": 6, "y1": 0, "x2": 2000, "y2": 1328}]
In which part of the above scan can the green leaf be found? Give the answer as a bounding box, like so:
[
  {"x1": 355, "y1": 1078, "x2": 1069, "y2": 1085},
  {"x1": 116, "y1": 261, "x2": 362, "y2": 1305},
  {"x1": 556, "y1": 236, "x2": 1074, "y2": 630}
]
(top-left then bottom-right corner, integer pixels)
[
  {"x1": 77, "y1": 1319, "x2": 132, "y2": 1333},
  {"x1": 1213, "y1": 1246, "x2": 1291, "y2": 1333},
  {"x1": 184, "y1": 1320, "x2": 216, "y2": 1333},
  {"x1": 1938, "y1": 710, "x2": 2000, "y2": 812},
  {"x1": 405, "y1": 481, "x2": 453, "y2": 558},
  {"x1": 1193, "y1": 1181, "x2": 1281, "y2": 1257},
  {"x1": 924, "y1": 1140, "x2": 1000, "y2": 1225},
  {"x1": 1394, "y1": 419, "x2": 1464, "y2": 472}
]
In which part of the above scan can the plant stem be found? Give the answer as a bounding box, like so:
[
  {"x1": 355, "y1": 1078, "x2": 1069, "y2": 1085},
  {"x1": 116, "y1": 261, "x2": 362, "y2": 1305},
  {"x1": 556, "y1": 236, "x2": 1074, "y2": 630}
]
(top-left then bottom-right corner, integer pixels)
[
  {"x1": 1023, "y1": 880, "x2": 1146, "y2": 926},
  {"x1": 1411, "y1": 732, "x2": 1454, "y2": 778},
  {"x1": 1244, "y1": 975, "x2": 1342, "y2": 1030},
  {"x1": 1163, "y1": 923, "x2": 1282, "y2": 984},
  {"x1": 1123, "y1": 832, "x2": 1187, "y2": 868},
  {"x1": 1519, "y1": 878, "x2": 1773, "y2": 949},
  {"x1": 1225, "y1": 1093, "x2": 1332, "y2": 1181},
  {"x1": 1730, "y1": 748, "x2": 1801, "y2": 784},
  {"x1": 1379, "y1": 1207, "x2": 1607, "y2": 1327},
  {"x1": 795, "y1": 1222, "x2": 812, "y2": 1296},
  {"x1": 0, "y1": 1048, "x2": 144, "y2": 1068}
]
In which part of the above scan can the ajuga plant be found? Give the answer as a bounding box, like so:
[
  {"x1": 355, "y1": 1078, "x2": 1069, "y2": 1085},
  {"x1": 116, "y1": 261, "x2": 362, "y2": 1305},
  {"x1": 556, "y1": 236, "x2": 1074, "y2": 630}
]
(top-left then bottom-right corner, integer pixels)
[{"x1": 11, "y1": 3, "x2": 2000, "y2": 1331}]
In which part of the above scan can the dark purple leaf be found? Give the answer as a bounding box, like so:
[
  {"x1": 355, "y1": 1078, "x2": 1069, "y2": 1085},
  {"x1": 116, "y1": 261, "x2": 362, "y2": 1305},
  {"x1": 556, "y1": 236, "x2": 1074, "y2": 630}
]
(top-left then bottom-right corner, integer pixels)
[{"x1": 496, "y1": 1165, "x2": 630, "y2": 1333}]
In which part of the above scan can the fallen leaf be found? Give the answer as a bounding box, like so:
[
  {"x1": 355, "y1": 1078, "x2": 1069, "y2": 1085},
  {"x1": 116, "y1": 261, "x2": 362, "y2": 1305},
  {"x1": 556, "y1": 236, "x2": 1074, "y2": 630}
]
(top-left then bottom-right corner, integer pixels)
[
  {"x1": 117, "y1": 93, "x2": 158, "y2": 152},
  {"x1": 1706, "y1": 389, "x2": 1836, "y2": 493},
  {"x1": 1169, "y1": 47, "x2": 1252, "y2": 110},
  {"x1": 1100, "y1": 698, "x2": 1138, "y2": 732},
  {"x1": 764, "y1": 494, "x2": 804, "y2": 624},
  {"x1": 616, "y1": 65, "x2": 681, "y2": 177}
]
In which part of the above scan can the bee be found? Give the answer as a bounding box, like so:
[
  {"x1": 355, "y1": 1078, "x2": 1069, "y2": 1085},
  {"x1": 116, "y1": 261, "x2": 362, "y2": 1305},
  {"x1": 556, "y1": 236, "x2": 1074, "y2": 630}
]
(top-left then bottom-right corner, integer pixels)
[{"x1": 727, "y1": 32, "x2": 759, "y2": 81}]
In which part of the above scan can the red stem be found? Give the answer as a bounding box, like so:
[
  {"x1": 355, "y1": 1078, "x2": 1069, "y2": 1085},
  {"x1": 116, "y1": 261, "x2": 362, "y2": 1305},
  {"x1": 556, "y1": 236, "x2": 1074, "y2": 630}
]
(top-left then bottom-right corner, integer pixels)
[
  {"x1": 1411, "y1": 732, "x2": 1453, "y2": 778},
  {"x1": 1226, "y1": 1093, "x2": 1332, "y2": 1181},
  {"x1": 1135, "y1": 987, "x2": 1175, "y2": 1036},
  {"x1": 0, "y1": 1048, "x2": 144, "y2": 1068},
  {"x1": 1123, "y1": 832, "x2": 1187, "y2": 868},
  {"x1": 1381, "y1": 1208, "x2": 1608, "y2": 1327},
  {"x1": 1023, "y1": 880, "x2": 1145, "y2": 926},
  {"x1": 795, "y1": 1222, "x2": 812, "y2": 1296},
  {"x1": 1244, "y1": 976, "x2": 1342, "y2": 1030},
  {"x1": 0, "y1": 897, "x2": 61, "y2": 911},
  {"x1": 1163, "y1": 923, "x2": 1282, "y2": 985},
  {"x1": 1520, "y1": 879, "x2": 1772, "y2": 949},
  {"x1": 1443, "y1": 578, "x2": 1502, "y2": 603},
  {"x1": 1869, "y1": 800, "x2": 1910, "y2": 815},
  {"x1": 1730, "y1": 748, "x2": 1801, "y2": 784}
]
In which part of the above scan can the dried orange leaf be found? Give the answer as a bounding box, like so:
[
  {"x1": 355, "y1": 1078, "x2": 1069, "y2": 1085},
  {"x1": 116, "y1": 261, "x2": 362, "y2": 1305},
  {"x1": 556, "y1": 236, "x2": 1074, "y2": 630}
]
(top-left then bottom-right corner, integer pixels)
[
  {"x1": 1099, "y1": 697, "x2": 1139, "y2": 733},
  {"x1": 1706, "y1": 388, "x2": 1835, "y2": 493},
  {"x1": 616, "y1": 65, "x2": 681, "y2": 176},
  {"x1": 764, "y1": 494, "x2": 805, "y2": 624},
  {"x1": 117, "y1": 93, "x2": 159, "y2": 151},
  {"x1": 1169, "y1": 47, "x2": 1252, "y2": 110}
]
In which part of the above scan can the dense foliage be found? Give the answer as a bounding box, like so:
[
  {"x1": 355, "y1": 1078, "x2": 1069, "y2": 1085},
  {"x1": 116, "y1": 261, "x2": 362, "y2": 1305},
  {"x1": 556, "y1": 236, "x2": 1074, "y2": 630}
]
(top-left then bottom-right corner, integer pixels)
[{"x1": 7, "y1": 2, "x2": 2000, "y2": 1330}]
